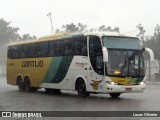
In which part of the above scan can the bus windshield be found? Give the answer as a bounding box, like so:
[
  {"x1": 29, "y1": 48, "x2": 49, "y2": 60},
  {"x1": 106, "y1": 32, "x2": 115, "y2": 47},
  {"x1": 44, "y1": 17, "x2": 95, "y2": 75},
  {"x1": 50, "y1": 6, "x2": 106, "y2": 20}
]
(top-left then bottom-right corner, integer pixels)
[{"x1": 102, "y1": 36, "x2": 145, "y2": 77}]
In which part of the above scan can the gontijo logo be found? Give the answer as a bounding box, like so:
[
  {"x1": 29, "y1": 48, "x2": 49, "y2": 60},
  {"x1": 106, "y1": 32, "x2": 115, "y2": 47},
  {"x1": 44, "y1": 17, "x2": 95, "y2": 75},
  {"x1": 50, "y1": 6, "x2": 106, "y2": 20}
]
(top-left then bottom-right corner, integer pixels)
[{"x1": 22, "y1": 61, "x2": 43, "y2": 67}]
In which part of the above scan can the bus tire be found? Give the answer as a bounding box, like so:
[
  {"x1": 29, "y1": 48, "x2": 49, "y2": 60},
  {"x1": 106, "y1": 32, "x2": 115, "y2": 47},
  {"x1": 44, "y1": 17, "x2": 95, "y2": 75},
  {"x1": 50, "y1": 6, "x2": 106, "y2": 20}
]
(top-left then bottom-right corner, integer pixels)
[
  {"x1": 75, "y1": 78, "x2": 90, "y2": 98},
  {"x1": 109, "y1": 93, "x2": 121, "y2": 98},
  {"x1": 24, "y1": 77, "x2": 31, "y2": 92},
  {"x1": 17, "y1": 77, "x2": 25, "y2": 92},
  {"x1": 24, "y1": 77, "x2": 37, "y2": 92}
]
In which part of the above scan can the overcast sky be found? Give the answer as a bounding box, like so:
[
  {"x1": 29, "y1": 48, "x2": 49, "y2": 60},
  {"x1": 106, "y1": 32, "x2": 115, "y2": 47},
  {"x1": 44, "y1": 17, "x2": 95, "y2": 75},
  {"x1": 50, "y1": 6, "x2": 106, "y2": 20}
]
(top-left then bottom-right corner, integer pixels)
[{"x1": 0, "y1": 0, "x2": 160, "y2": 37}]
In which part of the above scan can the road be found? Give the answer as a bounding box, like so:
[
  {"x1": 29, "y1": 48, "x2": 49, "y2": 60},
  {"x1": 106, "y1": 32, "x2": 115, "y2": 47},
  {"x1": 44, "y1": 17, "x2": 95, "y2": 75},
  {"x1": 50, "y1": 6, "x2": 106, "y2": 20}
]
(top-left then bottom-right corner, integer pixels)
[{"x1": 0, "y1": 75, "x2": 160, "y2": 120}]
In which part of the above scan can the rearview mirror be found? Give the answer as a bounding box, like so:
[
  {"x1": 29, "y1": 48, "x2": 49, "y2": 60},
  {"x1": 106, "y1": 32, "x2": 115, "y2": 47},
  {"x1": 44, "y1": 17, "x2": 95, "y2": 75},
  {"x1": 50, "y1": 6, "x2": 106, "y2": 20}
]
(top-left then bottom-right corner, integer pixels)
[
  {"x1": 102, "y1": 47, "x2": 108, "y2": 62},
  {"x1": 145, "y1": 47, "x2": 154, "y2": 61}
]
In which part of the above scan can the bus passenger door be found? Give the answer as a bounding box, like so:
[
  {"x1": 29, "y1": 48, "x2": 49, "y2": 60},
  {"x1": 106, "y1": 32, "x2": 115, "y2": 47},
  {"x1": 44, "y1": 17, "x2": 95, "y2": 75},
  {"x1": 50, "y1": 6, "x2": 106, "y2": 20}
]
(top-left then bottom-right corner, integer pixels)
[{"x1": 88, "y1": 35, "x2": 104, "y2": 92}]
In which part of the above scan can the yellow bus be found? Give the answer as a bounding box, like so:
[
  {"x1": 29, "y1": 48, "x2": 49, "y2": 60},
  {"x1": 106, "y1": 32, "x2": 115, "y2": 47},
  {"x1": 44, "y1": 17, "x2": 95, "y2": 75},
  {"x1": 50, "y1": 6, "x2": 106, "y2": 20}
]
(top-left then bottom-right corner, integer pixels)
[{"x1": 7, "y1": 32, "x2": 154, "y2": 98}]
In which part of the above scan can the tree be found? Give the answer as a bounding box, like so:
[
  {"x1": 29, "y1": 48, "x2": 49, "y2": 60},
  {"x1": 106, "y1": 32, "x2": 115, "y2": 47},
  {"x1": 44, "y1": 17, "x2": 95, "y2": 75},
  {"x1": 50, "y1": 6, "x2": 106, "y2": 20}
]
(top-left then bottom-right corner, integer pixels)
[
  {"x1": 56, "y1": 23, "x2": 120, "y2": 33},
  {"x1": 0, "y1": 19, "x2": 21, "y2": 63},
  {"x1": 0, "y1": 19, "x2": 20, "y2": 45},
  {"x1": 55, "y1": 29, "x2": 62, "y2": 33},
  {"x1": 77, "y1": 23, "x2": 87, "y2": 32},
  {"x1": 89, "y1": 28, "x2": 96, "y2": 32},
  {"x1": 0, "y1": 19, "x2": 36, "y2": 64},
  {"x1": 98, "y1": 25, "x2": 106, "y2": 31},
  {"x1": 98, "y1": 25, "x2": 120, "y2": 33},
  {"x1": 60, "y1": 23, "x2": 87, "y2": 33},
  {"x1": 62, "y1": 23, "x2": 79, "y2": 33},
  {"x1": 146, "y1": 24, "x2": 160, "y2": 74},
  {"x1": 20, "y1": 34, "x2": 37, "y2": 40},
  {"x1": 136, "y1": 24, "x2": 146, "y2": 46},
  {"x1": 113, "y1": 27, "x2": 120, "y2": 33}
]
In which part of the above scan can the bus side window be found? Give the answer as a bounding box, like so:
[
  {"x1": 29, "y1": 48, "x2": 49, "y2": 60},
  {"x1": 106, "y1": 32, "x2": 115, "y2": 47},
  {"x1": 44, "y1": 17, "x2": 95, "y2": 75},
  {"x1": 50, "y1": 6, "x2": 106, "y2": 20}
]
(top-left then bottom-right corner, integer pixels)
[
  {"x1": 26, "y1": 45, "x2": 29, "y2": 58},
  {"x1": 12, "y1": 46, "x2": 18, "y2": 59},
  {"x1": 26, "y1": 44, "x2": 34, "y2": 58},
  {"x1": 72, "y1": 36, "x2": 87, "y2": 56},
  {"x1": 17, "y1": 46, "x2": 20, "y2": 58},
  {"x1": 64, "y1": 39, "x2": 72, "y2": 56},
  {"x1": 19, "y1": 45, "x2": 26, "y2": 58},
  {"x1": 48, "y1": 41, "x2": 57, "y2": 56},
  {"x1": 34, "y1": 43, "x2": 41, "y2": 57},
  {"x1": 81, "y1": 36, "x2": 87, "y2": 56},
  {"x1": 47, "y1": 41, "x2": 52, "y2": 56},
  {"x1": 58, "y1": 40, "x2": 63, "y2": 56},
  {"x1": 7, "y1": 46, "x2": 12, "y2": 59},
  {"x1": 51, "y1": 41, "x2": 56, "y2": 56},
  {"x1": 64, "y1": 40, "x2": 68, "y2": 55},
  {"x1": 73, "y1": 37, "x2": 80, "y2": 55},
  {"x1": 40, "y1": 42, "x2": 47, "y2": 57}
]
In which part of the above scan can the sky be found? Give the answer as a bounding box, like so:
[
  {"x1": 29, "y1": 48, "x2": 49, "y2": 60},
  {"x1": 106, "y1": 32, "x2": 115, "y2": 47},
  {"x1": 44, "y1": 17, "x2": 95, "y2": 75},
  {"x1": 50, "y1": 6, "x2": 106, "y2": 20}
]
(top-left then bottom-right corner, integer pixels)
[{"x1": 0, "y1": 0, "x2": 160, "y2": 37}]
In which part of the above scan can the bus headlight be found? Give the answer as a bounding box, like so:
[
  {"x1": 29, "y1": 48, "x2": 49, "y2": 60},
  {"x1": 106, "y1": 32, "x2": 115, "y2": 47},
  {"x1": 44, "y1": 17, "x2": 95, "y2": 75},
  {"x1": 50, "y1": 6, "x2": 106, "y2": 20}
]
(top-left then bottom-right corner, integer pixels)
[
  {"x1": 106, "y1": 81, "x2": 118, "y2": 85},
  {"x1": 139, "y1": 81, "x2": 145, "y2": 85},
  {"x1": 111, "y1": 82, "x2": 118, "y2": 85}
]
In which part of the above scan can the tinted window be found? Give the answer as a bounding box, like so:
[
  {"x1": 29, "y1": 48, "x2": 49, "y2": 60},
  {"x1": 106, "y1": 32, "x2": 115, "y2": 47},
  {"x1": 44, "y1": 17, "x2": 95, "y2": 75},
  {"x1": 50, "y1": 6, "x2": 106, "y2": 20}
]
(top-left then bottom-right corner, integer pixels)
[
  {"x1": 89, "y1": 36, "x2": 103, "y2": 75},
  {"x1": 72, "y1": 36, "x2": 87, "y2": 56},
  {"x1": 8, "y1": 35, "x2": 88, "y2": 59}
]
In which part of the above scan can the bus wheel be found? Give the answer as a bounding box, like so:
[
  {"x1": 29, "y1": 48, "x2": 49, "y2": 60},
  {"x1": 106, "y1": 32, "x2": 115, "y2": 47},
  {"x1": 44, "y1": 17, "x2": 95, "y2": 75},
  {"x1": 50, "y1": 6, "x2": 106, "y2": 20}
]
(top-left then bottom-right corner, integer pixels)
[
  {"x1": 24, "y1": 77, "x2": 32, "y2": 92},
  {"x1": 17, "y1": 77, "x2": 25, "y2": 92},
  {"x1": 76, "y1": 79, "x2": 90, "y2": 98},
  {"x1": 109, "y1": 93, "x2": 121, "y2": 98}
]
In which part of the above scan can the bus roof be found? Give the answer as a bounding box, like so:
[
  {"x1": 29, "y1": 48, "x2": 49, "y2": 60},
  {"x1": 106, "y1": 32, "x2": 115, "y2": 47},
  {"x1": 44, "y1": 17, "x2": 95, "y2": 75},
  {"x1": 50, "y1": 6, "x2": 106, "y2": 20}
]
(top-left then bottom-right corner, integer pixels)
[
  {"x1": 8, "y1": 33, "x2": 81, "y2": 46},
  {"x1": 8, "y1": 32, "x2": 138, "y2": 46}
]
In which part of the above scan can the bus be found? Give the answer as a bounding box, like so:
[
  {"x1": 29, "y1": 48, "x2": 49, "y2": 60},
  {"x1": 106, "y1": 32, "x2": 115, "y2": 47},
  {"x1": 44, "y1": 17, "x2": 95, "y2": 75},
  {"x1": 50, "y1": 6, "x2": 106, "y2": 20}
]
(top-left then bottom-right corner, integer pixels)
[{"x1": 7, "y1": 32, "x2": 154, "y2": 98}]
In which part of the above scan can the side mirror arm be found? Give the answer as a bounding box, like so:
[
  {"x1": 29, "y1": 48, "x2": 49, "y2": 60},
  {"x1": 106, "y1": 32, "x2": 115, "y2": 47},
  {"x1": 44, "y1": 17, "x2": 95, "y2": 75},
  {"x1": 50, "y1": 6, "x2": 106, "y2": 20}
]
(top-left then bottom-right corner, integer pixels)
[
  {"x1": 102, "y1": 47, "x2": 109, "y2": 77},
  {"x1": 102, "y1": 47, "x2": 108, "y2": 62},
  {"x1": 145, "y1": 47, "x2": 154, "y2": 61}
]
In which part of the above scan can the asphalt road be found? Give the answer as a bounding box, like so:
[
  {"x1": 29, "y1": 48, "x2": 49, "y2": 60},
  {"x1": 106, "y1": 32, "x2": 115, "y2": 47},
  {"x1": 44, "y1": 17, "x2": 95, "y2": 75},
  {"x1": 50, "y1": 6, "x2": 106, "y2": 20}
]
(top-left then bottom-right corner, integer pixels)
[{"x1": 0, "y1": 75, "x2": 160, "y2": 120}]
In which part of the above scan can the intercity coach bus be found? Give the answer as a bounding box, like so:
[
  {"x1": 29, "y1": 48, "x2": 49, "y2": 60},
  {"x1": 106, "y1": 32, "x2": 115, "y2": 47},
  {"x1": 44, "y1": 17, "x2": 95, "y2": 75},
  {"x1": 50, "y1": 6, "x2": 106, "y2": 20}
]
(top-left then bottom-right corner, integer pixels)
[{"x1": 7, "y1": 32, "x2": 154, "y2": 98}]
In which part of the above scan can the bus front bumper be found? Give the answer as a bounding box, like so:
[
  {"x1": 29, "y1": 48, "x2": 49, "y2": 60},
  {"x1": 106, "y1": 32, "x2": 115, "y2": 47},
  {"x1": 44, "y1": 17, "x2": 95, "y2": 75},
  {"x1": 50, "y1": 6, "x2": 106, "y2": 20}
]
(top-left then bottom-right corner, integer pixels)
[{"x1": 105, "y1": 82, "x2": 145, "y2": 93}]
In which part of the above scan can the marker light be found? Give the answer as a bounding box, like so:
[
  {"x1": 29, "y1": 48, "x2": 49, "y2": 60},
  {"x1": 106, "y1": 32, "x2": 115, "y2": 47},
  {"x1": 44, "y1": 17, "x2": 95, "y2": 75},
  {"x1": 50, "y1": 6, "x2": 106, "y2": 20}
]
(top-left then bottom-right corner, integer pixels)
[
  {"x1": 111, "y1": 82, "x2": 116, "y2": 85},
  {"x1": 139, "y1": 82, "x2": 145, "y2": 85},
  {"x1": 114, "y1": 70, "x2": 121, "y2": 75},
  {"x1": 106, "y1": 81, "x2": 118, "y2": 85}
]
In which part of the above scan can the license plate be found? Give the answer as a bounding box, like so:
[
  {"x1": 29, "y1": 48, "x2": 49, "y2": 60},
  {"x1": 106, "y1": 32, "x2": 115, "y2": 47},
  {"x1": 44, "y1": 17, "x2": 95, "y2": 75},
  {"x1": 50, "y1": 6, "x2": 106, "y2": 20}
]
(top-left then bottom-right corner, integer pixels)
[{"x1": 125, "y1": 88, "x2": 132, "y2": 92}]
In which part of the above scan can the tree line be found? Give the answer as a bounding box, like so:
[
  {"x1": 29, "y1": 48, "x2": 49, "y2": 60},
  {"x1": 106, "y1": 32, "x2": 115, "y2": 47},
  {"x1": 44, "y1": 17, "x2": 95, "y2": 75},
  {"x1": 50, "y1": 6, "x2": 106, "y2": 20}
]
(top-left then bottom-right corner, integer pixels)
[
  {"x1": 55, "y1": 23, "x2": 120, "y2": 33},
  {"x1": 0, "y1": 19, "x2": 37, "y2": 63},
  {"x1": 142, "y1": 24, "x2": 160, "y2": 74},
  {"x1": 0, "y1": 19, "x2": 37, "y2": 45}
]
